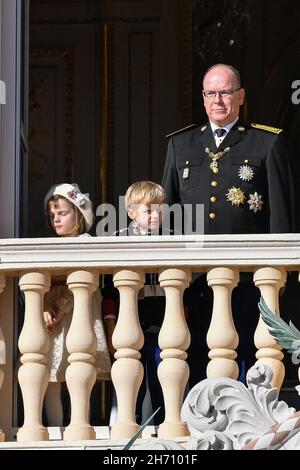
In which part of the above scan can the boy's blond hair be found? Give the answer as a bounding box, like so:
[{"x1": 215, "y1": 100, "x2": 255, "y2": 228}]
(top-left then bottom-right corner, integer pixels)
[{"x1": 125, "y1": 181, "x2": 166, "y2": 210}]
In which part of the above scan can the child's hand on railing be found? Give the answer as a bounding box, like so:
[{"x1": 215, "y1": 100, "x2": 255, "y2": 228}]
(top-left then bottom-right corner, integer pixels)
[
  {"x1": 43, "y1": 304, "x2": 65, "y2": 331},
  {"x1": 43, "y1": 303, "x2": 57, "y2": 331}
]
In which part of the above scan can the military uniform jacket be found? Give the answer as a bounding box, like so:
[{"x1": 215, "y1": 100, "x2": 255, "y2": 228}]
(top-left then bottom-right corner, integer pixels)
[{"x1": 162, "y1": 122, "x2": 295, "y2": 234}]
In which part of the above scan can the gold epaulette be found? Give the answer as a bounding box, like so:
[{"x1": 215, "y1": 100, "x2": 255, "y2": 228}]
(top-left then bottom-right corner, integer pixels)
[
  {"x1": 165, "y1": 123, "x2": 198, "y2": 138},
  {"x1": 251, "y1": 123, "x2": 283, "y2": 134}
]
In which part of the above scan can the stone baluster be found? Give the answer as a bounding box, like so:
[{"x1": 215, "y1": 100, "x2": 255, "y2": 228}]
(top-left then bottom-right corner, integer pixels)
[
  {"x1": 17, "y1": 271, "x2": 51, "y2": 442},
  {"x1": 110, "y1": 270, "x2": 144, "y2": 439},
  {"x1": 157, "y1": 268, "x2": 191, "y2": 438},
  {"x1": 0, "y1": 273, "x2": 6, "y2": 442},
  {"x1": 63, "y1": 270, "x2": 98, "y2": 441},
  {"x1": 206, "y1": 267, "x2": 239, "y2": 379},
  {"x1": 254, "y1": 267, "x2": 286, "y2": 389}
]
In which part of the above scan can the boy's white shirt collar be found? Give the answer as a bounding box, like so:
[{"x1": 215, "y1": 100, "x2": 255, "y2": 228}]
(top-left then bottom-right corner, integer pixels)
[{"x1": 131, "y1": 220, "x2": 160, "y2": 235}]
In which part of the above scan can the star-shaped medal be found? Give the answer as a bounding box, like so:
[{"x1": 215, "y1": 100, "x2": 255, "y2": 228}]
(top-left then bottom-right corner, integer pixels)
[
  {"x1": 226, "y1": 187, "x2": 246, "y2": 206},
  {"x1": 238, "y1": 165, "x2": 254, "y2": 182},
  {"x1": 247, "y1": 192, "x2": 263, "y2": 212}
]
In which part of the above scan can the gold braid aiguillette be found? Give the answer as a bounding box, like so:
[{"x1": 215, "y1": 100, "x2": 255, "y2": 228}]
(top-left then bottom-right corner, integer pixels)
[{"x1": 205, "y1": 146, "x2": 230, "y2": 171}]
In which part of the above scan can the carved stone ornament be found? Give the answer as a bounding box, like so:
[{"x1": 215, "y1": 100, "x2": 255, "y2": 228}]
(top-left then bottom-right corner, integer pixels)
[
  {"x1": 181, "y1": 364, "x2": 298, "y2": 449},
  {"x1": 185, "y1": 432, "x2": 234, "y2": 450}
]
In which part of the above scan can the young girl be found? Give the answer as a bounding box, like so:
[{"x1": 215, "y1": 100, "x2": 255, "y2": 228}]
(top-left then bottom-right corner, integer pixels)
[{"x1": 43, "y1": 183, "x2": 111, "y2": 426}]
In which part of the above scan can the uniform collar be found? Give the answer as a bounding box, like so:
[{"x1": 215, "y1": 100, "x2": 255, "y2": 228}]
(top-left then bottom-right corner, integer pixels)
[
  {"x1": 209, "y1": 117, "x2": 239, "y2": 136},
  {"x1": 199, "y1": 118, "x2": 247, "y2": 152},
  {"x1": 214, "y1": 118, "x2": 246, "y2": 151}
]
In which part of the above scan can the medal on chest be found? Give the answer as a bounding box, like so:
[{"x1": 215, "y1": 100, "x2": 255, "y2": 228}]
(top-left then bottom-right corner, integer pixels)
[{"x1": 205, "y1": 146, "x2": 230, "y2": 172}]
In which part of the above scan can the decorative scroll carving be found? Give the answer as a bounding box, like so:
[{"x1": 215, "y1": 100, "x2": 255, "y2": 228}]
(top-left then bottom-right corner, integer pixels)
[
  {"x1": 186, "y1": 432, "x2": 234, "y2": 450},
  {"x1": 242, "y1": 411, "x2": 300, "y2": 450},
  {"x1": 181, "y1": 364, "x2": 296, "y2": 449}
]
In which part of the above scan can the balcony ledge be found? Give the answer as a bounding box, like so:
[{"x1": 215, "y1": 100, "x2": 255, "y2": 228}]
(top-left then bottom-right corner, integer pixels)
[{"x1": 0, "y1": 233, "x2": 299, "y2": 272}]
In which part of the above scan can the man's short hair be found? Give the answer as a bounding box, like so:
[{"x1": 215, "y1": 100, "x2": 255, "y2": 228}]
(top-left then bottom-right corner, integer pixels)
[
  {"x1": 125, "y1": 181, "x2": 167, "y2": 210},
  {"x1": 203, "y1": 64, "x2": 242, "y2": 88}
]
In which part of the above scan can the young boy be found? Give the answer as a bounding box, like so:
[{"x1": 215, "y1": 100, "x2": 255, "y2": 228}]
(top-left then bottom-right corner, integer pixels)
[{"x1": 102, "y1": 181, "x2": 170, "y2": 425}]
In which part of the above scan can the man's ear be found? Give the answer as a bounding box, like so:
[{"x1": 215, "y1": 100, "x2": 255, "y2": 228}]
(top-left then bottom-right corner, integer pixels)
[
  {"x1": 127, "y1": 208, "x2": 136, "y2": 221},
  {"x1": 238, "y1": 87, "x2": 245, "y2": 105}
]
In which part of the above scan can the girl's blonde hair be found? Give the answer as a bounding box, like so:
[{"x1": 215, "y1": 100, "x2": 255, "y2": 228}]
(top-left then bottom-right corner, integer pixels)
[
  {"x1": 125, "y1": 181, "x2": 167, "y2": 210},
  {"x1": 46, "y1": 195, "x2": 85, "y2": 236}
]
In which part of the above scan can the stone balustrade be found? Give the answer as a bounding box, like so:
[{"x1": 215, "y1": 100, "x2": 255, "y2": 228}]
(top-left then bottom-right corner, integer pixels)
[{"x1": 0, "y1": 234, "x2": 299, "y2": 443}]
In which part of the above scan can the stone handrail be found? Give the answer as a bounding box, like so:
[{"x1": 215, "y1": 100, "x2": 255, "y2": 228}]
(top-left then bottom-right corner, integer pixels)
[
  {"x1": 0, "y1": 233, "x2": 300, "y2": 270},
  {"x1": 0, "y1": 234, "x2": 299, "y2": 442}
]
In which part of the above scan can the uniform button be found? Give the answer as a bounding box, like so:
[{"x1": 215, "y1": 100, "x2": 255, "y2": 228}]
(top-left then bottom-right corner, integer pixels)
[
  {"x1": 213, "y1": 167, "x2": 219, "y2": 174},
  {"x1": 210, "y1": 196, "x2": 217, "y2": 203},
  {"x1": 185, "y1": 160, "x2": 189, "y2": 165},
  {"x1": 209, "y1": 212, "x2": 216, "y2": 219},
  {"x1": 211, "y1": 181, "x2": 218, "y2": 187},
  {"x1": 244, "y1": 159, "x2": 249, "y2": 163}
]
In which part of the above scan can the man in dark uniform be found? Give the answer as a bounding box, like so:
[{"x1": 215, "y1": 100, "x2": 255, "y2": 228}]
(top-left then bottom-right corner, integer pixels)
[{"x1": 162, "y1": 64, "x2": 295, "y2": 386}]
